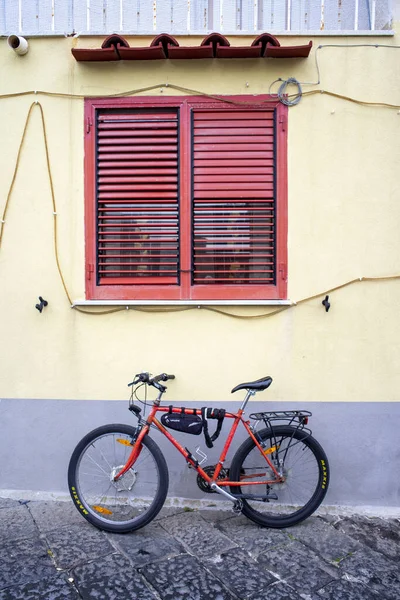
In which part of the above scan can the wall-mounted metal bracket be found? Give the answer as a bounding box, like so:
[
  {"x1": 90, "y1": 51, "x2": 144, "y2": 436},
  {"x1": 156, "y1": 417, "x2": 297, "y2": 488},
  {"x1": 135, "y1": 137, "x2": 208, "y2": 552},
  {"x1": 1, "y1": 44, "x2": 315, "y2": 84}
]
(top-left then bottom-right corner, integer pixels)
[
  {"x1": 35, "y1": 296, "x2": 48, "y2": 313},
  {"x1": 322, "y1": 295, "x2": 330, "y2": 312}
]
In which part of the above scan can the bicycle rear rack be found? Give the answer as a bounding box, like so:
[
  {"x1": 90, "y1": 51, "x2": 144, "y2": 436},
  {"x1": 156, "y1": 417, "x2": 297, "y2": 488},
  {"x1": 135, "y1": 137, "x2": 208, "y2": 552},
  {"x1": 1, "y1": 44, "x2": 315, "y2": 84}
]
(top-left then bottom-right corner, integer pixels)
[
  {"x1": 249, "y1": 410, "x2": 313, "y2": 454},
  {"x1": 249, "y1": 410, "x2": 312, "y2": 429}
]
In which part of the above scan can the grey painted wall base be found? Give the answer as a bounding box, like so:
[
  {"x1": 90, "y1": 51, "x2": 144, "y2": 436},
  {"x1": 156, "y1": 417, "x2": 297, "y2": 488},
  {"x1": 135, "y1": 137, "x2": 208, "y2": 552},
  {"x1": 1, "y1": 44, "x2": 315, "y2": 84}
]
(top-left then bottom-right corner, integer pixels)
[{"x1": 1, "y1": 398, "x2": 399, "y2": 509}]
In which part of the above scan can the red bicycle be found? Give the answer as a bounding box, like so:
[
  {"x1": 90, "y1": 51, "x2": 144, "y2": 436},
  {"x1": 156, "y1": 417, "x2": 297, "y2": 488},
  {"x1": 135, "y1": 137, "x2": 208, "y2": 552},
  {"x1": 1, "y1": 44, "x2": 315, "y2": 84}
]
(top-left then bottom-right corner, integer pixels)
[{"x1": 68, "y1": 372, "x2": 329, "y2": 533}]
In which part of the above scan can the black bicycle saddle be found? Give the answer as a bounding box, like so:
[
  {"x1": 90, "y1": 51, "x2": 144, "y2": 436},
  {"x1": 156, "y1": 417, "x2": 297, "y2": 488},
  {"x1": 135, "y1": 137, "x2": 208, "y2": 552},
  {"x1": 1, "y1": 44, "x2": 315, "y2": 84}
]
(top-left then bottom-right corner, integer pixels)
[{"x1": 231, "y1": 376, "x2": 273, "y2": 394}]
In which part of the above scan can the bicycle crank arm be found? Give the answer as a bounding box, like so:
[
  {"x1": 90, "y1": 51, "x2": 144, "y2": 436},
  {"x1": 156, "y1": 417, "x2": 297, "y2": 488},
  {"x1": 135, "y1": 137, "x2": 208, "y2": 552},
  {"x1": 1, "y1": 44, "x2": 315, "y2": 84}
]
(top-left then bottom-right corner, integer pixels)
[{"x1": 209, "y1": 483, "x2": 239, "y2": 503}]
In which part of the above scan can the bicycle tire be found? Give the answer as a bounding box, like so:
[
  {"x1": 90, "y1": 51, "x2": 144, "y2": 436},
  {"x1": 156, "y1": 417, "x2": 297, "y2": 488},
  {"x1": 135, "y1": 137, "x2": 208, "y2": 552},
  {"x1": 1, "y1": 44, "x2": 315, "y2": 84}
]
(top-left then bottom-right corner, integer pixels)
[
  {"x1": 68, "y1": 424, "x2": 169, "y2": 533},
  {"x1": 229, "y1": 426, "x2": 329, "y2": 528}
]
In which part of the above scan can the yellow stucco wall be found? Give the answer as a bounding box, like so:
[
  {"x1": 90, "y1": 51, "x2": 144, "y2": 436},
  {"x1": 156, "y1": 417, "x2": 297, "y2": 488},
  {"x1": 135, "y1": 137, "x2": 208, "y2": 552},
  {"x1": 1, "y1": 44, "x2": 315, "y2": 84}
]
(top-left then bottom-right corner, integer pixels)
[{"x1": 0, "y1": 30, "x2": 399, "y2": 402}]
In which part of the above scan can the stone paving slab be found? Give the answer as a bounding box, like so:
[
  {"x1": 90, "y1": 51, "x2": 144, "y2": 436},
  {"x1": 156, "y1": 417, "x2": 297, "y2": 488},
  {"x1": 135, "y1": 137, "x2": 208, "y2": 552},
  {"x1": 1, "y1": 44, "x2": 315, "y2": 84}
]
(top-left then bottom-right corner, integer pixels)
[
  {"x1": 152, "y1": 506, "x2": 187, "y2": 522},
  {"x1": 160, "y1": 511, "x2": 238, "y2": 558},
  {"x1": 196, "y1": 508, "x2": 239, "y2": 524},
  {"x1": 140, "y1": 553, "x2": 236, "y2": 600},
  {"x1": 287, "y1": 516, "x2": 361, "y2": 562},
  {"x1": 44, "y1": 524, "x2": 115, "y2": 569},
  {"x1": 0, "y1": 505, "x2": 39, "y2": 542},
  {"x1": 71, "y1": 553, "x2": 158, "y2": 600},
  {"x1": 27, "y1": 501, "x2": 85, "y2": 533},
  {"x1": 216, "y1": 517, "x2": 291, "y2": 558},
  {"x1": 0, "y1": 498, "x2": 400, "y2": 600},
  {"x1": 203, "y1": 547, "x2": 278, "y2": 599},
  {"x1": 0, "y1": 574, "x2": 79, "y2": 600},
  {"x1": 249, "y1": 582, "x2": 304, "y2": 600},
  {"x1": 257, "y1": 540, "x2": 340, "y2": 595},
  {"x1": 0, "y1": 537, "x2": 55, "y2": 590},
  {"x1": 107, "y1": 522, "x2": 184, "y2": 566},
  {"x1": 312, "y1": 579, "x2": 384, "y2": 600},
  {"x1": 333, "y1": 515, "x2": 400, "y2": 562},
  {"x1": 336, "y1": 546, "x2": 400, "y2": 598},
  {"x1": 0, "y1": 498, "x2": 20, "y2": 509}
]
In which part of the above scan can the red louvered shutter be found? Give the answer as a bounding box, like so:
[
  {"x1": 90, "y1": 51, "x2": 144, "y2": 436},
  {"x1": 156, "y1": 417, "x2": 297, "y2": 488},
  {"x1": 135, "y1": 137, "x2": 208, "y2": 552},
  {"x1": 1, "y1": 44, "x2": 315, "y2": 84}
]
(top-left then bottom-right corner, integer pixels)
[
  {"x1": 96, "y1": 109, "x2": 179, "y2": 285},
  {"x1": 191, "y1": 108, "x2": 282, "y2": 300},
  {"x1": 85, "y1": 97, "x2": 287, "y2": 301}
]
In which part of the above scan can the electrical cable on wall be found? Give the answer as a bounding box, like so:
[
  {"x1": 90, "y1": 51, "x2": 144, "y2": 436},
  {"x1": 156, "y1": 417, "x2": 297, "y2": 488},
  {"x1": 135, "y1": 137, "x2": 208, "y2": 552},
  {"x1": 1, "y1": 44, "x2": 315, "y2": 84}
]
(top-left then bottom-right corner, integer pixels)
[
  {"x1": 0, "y1": 102, "x2": 72, "y2": 306},
  {"x1": 1, "y1": 103, "x2": 399, "y2": 318},
  {"x1": 0, "y1": 81, "x2": 399, "y2": 110},
  {"x1": 269, "y1": 43, "x2": 400, "y2": 106},
  {"x1": 269, "y1": 77, "x2": 303, "y2": 106},
  {"x1": 1, "y1": 41, "x2": 400, "y2": 316}
]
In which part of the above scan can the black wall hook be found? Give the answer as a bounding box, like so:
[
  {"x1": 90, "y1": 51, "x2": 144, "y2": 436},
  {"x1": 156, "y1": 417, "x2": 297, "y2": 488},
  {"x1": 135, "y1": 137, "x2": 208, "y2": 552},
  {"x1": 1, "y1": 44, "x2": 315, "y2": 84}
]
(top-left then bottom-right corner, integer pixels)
[
  {"x1": 35, "y1": 296, "x2": 48, "y2": 313},
  {"x1": 322, "y1": 295, "x2": 330, "y2": 312}
]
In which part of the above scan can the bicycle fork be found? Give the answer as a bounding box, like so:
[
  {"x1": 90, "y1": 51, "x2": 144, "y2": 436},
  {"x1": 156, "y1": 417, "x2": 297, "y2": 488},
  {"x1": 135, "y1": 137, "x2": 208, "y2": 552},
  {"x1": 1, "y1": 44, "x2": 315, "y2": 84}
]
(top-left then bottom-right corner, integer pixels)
[{"x1": 113, "y1": 424, "x2": 148, "y2": 481}]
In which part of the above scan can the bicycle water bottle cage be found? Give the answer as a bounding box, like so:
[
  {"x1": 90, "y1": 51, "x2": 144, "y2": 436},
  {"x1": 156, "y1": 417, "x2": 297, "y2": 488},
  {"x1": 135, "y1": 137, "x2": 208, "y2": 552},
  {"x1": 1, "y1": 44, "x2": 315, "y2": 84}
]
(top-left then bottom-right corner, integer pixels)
[
  {"x1": 201, "y1": 407, "x2": 226, "y2": 448},
  {"x1": 231, "y1": 376, "x2": 272, "y2": 394}
]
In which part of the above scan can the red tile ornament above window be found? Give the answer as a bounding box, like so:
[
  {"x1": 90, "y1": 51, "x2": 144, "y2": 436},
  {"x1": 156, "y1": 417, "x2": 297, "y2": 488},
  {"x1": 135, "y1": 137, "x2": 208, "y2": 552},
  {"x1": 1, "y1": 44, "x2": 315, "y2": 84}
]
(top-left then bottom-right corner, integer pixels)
[{"x1": 71, "y1": 33, "x2": 312, "y2": 62}]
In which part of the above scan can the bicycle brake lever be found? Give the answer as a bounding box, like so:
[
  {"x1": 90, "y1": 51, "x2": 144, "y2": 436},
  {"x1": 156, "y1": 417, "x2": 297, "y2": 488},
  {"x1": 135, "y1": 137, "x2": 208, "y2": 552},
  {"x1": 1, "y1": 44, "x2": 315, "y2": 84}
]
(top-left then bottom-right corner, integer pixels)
[{"x1": 128, "y1": 372, "x2": 150, "y2": 387}]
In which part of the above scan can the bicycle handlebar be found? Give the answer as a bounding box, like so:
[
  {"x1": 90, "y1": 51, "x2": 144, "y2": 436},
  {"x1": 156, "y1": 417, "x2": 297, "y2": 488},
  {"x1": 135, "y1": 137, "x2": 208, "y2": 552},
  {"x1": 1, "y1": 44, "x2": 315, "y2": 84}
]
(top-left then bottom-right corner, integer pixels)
[
  {"x1": 152, "y1": 373, "x2": 175, "y2": 383},
  {"x1": 128, "y1": 372, "x2": 175, "y2": 388}
]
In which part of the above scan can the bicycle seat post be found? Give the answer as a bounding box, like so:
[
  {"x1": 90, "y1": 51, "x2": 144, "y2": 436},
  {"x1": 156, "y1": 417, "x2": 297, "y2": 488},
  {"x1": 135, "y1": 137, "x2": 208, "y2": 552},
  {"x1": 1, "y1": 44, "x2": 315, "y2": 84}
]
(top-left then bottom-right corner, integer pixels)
[{"x1": 240, "y1": 389, "x2": 256, "y2": 412}]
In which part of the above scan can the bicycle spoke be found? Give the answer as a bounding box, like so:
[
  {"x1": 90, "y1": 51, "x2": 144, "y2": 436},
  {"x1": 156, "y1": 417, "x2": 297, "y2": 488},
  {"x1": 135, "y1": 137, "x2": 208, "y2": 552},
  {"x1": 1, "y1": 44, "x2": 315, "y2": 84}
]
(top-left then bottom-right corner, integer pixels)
[{"x1": 86, "y1": 452, "x2": 111, "y2": 477}]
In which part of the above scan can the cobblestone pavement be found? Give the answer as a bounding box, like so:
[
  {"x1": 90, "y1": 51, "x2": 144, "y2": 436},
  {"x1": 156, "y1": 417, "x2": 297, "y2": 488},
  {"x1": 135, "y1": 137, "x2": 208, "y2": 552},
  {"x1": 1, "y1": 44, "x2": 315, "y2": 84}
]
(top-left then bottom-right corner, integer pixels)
[{"x1": 0, "y1": 497, "x2": 399, "y2": 600}]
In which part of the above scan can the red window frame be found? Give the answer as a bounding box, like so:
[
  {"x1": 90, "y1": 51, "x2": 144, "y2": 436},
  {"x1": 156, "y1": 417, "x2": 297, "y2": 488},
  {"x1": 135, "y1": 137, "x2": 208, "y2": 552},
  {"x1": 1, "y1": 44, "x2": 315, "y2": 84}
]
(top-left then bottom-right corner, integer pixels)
[{"x1": 84, "y1": 95, "x2": 287, "y2": 301}]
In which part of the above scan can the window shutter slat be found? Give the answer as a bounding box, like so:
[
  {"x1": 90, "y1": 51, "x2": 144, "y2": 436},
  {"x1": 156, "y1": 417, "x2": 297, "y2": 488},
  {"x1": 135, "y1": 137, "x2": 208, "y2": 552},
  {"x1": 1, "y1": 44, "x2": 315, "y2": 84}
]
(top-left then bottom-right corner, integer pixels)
[
  {"x1": 192, "y1": 110, "x2": 276, "y2": 285},
  {"x1": 96, "y1": 110, "x2": 179, "y2": 284}
]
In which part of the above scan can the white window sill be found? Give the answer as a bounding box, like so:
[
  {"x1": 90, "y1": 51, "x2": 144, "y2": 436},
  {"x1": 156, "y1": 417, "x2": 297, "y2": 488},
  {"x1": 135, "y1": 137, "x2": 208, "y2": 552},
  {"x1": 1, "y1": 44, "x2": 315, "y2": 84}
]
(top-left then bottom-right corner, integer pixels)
[{"x1": 72, "y1": 299, "x2": 293, "y2": 307}]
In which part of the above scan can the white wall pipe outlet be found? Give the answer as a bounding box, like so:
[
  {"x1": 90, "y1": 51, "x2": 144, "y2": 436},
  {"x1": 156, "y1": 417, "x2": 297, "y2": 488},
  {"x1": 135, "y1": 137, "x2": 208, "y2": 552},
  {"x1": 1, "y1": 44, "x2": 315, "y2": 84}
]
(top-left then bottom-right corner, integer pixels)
[{"x1": 7, "y1": 35, "x2": 29, "y2": 56}]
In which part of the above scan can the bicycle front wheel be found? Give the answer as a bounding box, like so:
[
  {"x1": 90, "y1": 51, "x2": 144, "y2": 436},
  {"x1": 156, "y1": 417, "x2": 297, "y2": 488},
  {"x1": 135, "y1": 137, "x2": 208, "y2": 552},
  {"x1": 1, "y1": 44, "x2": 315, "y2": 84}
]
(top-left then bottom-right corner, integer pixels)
[
  {"x1": 68, "y1": 424, "x2": 168, "y2": 533},
  {"x1": 230, "y1": 426, "x2": 329, "y2": 528}
]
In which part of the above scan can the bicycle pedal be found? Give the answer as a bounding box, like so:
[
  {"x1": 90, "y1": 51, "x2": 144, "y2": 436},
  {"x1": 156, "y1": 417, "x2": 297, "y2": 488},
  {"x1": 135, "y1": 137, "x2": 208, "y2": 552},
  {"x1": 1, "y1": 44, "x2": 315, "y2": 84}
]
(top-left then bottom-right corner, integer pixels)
[{"x1": 232, "y1": 499, "x2": 243, "y2": 514}]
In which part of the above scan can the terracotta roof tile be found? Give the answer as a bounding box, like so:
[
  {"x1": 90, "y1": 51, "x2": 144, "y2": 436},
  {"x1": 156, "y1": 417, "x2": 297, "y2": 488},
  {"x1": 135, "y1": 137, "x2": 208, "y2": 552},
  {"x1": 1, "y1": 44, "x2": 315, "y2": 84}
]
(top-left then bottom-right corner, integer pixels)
[{"x1": 72, "y1": 33, "x2": 312, "y2": 62}]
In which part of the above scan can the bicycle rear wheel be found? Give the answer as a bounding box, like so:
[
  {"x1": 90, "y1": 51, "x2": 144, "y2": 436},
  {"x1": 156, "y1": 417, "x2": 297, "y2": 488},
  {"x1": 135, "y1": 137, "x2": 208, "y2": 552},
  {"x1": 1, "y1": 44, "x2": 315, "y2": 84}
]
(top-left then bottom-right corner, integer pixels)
[
  {"x1": 68, "y1": 424, "x2": 168, "y2": 533},
  {"x1": 229, "y1": 426, "x2": 329, "y2": 528}
]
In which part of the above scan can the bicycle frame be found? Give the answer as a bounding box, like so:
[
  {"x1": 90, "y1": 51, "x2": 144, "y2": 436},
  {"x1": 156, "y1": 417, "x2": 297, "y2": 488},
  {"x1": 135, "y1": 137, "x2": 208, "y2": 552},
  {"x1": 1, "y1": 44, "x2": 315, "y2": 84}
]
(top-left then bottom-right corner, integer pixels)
[{"x1": 115, "y1": 394, "x2": 285, "y2": 491}]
